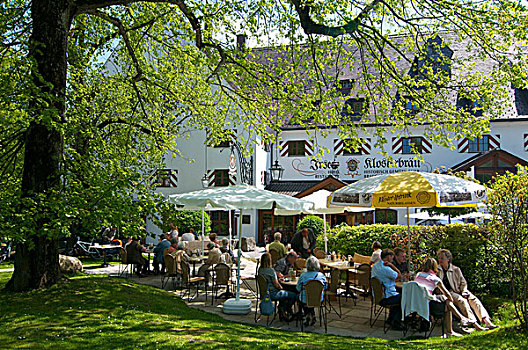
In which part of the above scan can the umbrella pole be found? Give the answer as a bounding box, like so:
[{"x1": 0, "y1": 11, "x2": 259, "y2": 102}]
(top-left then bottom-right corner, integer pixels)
[
  {"x1": 406, "y1": 207, "x2": 411, "y2": 271},
  {"x1": 323, "y1": 213, "x2": 328, "y2": 254},
  {"x1": 236, "y1": 209, "x2": 243, "y2": 301},
  {"x1": 229, "y1": 209, "x2": 232, "y2": 251},
  {"x1": 201, "y1": 209, "x2": 205, "y2": 255}
]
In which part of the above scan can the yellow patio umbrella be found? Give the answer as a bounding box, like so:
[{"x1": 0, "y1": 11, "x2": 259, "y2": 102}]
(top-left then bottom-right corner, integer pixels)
[{"x1": 329, "y1": 171, "x2": 487, "y2": 267}]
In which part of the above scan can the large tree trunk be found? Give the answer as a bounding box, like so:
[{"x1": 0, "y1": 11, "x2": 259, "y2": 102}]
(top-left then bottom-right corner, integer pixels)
[{"x1": 5, "y1": 0, "x2": 72, "y2": 291}]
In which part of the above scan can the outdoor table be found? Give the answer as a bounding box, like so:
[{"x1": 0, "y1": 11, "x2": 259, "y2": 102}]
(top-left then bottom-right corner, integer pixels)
[
  {"x1": 319, "y1": 260, "x2": 359, "y2": 298},
  {"x1": 188, "y1": 256, "x2": 207, "y2": 276},
  {"x1": 280, "y1": 278, "x2": 299, "y2": 293},
  {"x1": 89, "y1": 244, "x2": 119, "y2": 267},
  {"x1": 144, "y1": 249, "x2": 154, "y2": 272}
]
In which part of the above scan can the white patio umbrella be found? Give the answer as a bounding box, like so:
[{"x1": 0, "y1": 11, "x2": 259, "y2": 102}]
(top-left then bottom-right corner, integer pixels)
[
  {"x1": 274, "y1": 189, "x2": 373, "y2": 253},
  {"x1": 329, "y1": 171, "x2": 488, "y2": 267},
  {"x1": 169, "y1": 184, "x2": 314, "y2": 314}
]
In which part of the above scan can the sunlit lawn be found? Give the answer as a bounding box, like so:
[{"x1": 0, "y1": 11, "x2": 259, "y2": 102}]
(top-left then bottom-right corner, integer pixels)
[{"x1": 0, "y1": 272, "x2": 526, "y2": 349}]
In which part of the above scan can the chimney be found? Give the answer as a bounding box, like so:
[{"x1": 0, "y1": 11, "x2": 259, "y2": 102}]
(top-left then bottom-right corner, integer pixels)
[{"x1": 236, "y1": 34, "x2": 246, "y2": 52}]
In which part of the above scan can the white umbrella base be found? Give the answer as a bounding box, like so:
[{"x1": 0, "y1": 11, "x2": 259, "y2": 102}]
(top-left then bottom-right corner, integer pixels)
[{"x1": 222, "y1": 298, "x2": 252, "y2": 315}]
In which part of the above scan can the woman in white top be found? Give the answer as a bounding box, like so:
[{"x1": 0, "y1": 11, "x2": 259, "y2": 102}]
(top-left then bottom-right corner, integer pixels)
[{"x1": 414, "y1": 258, "x2": 487, "y2": 337}]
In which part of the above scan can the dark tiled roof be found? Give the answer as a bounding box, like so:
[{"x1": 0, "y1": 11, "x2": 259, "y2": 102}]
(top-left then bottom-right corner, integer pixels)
[
  {"x1": 265, "y1": 181, "x2": 320, "y2": 197},
  {"x1": 245, "y1": 32, "x2": 526, "y2": 129}
]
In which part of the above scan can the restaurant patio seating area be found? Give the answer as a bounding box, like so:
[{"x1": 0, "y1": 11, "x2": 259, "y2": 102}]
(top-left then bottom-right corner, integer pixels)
[{"x1": 85, "y1": 250, "x2": 475, "y2": 340}]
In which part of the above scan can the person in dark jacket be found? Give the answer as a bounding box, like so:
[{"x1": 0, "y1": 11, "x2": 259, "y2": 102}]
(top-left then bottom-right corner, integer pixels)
[
  {"x1": 290, "y1": 228, "x2": 316, "y2": 259},
  {"x1": 153, "y1": 233, "x2": 170, "y2": 274},
  {"x1": 126, "y1": 237, "x2": 148, "y2": 276}
]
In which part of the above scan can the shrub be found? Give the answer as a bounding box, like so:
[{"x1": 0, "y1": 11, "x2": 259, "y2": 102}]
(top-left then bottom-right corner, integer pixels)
[
  {"x1": 488, "y1": 166, "x2": 528, "y2": 329},
  {"x1": 316, "y1": 223, "x2": 505, "y2": 295},
  {"x1": 161, "y1": 210, "x2": 211, "y2": 236},
  {"x1": 297, "y1": 215, "x2": 327, "y2": 236}
]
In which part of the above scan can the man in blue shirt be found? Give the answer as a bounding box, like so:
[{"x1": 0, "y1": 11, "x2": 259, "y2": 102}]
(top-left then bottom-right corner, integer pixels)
[
  {"x1": 153, "y1": 233, "x2": 170, "y2": 274},
  {"x1": 371, "y1": 248, "x2": 403, "y2": 330}
]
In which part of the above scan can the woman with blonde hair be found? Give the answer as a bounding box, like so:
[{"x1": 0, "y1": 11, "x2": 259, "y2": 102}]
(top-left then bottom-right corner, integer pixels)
[{"x1": 414, "y1": 258, "x2": 486, "y2": 337}]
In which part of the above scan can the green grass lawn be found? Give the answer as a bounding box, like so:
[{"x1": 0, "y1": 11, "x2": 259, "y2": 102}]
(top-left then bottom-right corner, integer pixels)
[{"x1": 0, "y1": 272, "x2": 526, "y2": 349}]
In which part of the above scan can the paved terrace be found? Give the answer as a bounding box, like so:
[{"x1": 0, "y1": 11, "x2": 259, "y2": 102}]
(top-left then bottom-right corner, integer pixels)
[{"x1": 84, "y1": 250, "x2": 472, "y2": 340}]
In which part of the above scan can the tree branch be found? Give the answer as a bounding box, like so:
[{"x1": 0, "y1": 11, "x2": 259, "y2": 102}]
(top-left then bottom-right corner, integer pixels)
[{"x1": 290, "y1": 0, "x2": 382, "y2": 37}]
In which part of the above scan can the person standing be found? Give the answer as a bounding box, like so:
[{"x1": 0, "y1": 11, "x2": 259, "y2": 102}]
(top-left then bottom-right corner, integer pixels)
[
  {"x1": 437, "y1": 249, "x2": 498, "y2": 329},
  {"x1": 291, "y1": 228, "x2": 316, "y2": 259}
]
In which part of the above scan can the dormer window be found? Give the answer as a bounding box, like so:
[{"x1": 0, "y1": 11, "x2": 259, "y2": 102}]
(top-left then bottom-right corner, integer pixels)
[
  {"x1": 342, "y1": 98, "x2": 366, "y2": 117},
  {"x1": 457, "y1": 96, "x2": 483, "y2": 117},
  {"x1": 338, "y1": 79, "x2": 354, "y2": 96}
]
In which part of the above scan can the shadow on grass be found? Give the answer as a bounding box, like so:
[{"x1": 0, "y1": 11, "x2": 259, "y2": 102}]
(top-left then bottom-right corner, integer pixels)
[{"x1": 0, "y1": 272, "x2": 526, "y2": 349}]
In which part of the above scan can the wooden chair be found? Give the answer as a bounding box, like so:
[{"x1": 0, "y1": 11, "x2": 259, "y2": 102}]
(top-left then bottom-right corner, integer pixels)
[
  {"x1": 325, "y1": 268, "x2": 342, "y2": 318},
  {"x1": 212, "y1": 263, "x2": 232, "y2": 305},
  {"x1": 353, "y1": 263, "x2": 371, "y2": 298},
  {"x1": 295, "y1": 258, "x2": 306, "y2": 271},
  {"x1": 301, "y1": 279, "x2": 327, "y2": 333},
  {"x1": 161, "y1": 254, "x2": 179, "y2": 290},
  {"x1": 269, "y1": 248, "x2": 280, "y2": 266},
  {"x1": 254, "y1": 274, "x2": 278, "y2": 325},
  {"x1": 370, "y1": 277, "x2": 399, "y2": 333},
  {"x1": 181, "y1": 260, "x2": 207, "y2": 302},
  {"x1": 353, "y1": 252, "x2": 371, "y2": 265},
  {"x1": 313, "y1": 248, "x2": 326, "y2": 259}
]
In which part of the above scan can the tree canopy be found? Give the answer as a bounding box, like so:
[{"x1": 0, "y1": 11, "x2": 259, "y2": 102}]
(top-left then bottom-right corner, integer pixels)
[{"x1": 1, "y1": 0, "x2": 527, "y2": 290}]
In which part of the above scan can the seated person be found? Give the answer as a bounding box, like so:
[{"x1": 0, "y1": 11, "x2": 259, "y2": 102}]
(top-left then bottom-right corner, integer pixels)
[
  {"x1": 296, "y1": 256, "x2": 326, "y2": 326},
  {"x1": 167, "y1": 237, "x2": 179, "y2": 254},
  {"x1": 208, "y1": 233, "x2": 220, "y2": 247},
  {"x1": 290, "y1": 228, "x2": 316, "y2": 259},
  {"x1": 274, "y1": 251, "x2": 298, "y2": 279},
  {"x1": 173, "y1": 242, "x2": 190, "y2": 273},
  {"x1": 437, "y1": 249, "x2": 497, "y2": 329},
  {"x1": 258, "y1": 252, "x2": 297, "y2": 321},
  {"x1": 371, "y1": 249, "x2": 404, "y2": 330},
  {"x1": 125, "y1": 237, "x2": 148, "y2": 276},
  {"x1": 181, "y1": 228, "x2": 196, "y2": 242},
  {"x1": 370, "y1": 241, "x2": 382, "y2": 266},
  {"x1": 220, "y1": 239, "x2": 236, "y2": 264},
  {"x1": 393, "y1": 247, "x2": 409, "y2": 281},
  {"x1": 268, "y1": 232, "x2": 287, "y2": 259},
  {"x1": 153, "y1": 233, "x2": 170, "y2": 274},
  {"x1": 415, "y1": 258, "x2": 486, "y2": 336},
  {"x1": 205, "y1": 242, "x2": 222, "y2": 265}
]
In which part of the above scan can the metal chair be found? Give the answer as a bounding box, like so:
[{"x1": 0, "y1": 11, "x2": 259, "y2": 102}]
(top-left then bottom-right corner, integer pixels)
[
  {"x1": 369, "y1": 277, "x2": 399, "y2": 333},
  {"x1": 301, "y1": 279, "x2": 327, "y2": 333},
  {"x1": 181, "y1": 260, "x2": 207, "y2": 302},
  {"x1": 254, "y1": 274, "x2": 278, "y2": 325}
]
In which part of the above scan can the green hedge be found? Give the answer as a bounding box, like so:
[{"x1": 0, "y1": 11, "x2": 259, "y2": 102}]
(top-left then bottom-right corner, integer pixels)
[
  {"x1": 317, "y1": 223, "x2": 508, "y2": 295},
  {"x1": 297, "y1": 215, "x2": 327, "y2": 236}
]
